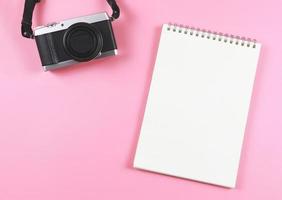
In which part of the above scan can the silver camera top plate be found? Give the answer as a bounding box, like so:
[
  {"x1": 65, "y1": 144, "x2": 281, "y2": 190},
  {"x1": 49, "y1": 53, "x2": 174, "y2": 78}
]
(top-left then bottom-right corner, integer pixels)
[{"x1": 34, "y1": 12, "x2": 110, "y2": 36}]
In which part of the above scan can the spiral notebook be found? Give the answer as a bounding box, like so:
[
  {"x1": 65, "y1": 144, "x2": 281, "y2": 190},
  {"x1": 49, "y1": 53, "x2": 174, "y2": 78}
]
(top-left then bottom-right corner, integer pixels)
[{"x1": 134, "y1": 24, "x2": 261, "y2": 188}]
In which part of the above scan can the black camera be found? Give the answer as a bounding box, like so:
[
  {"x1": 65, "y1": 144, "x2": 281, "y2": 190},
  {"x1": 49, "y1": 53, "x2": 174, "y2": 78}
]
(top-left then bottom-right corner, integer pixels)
[{"x1": 21, "y1": 0, "x2": 120, "y2": 71}]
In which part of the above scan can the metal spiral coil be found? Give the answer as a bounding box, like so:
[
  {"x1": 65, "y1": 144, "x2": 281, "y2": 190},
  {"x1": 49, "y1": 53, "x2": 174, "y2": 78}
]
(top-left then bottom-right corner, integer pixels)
[{"x1": 167, "y1": 23, "x2": 257, "y2": 48}]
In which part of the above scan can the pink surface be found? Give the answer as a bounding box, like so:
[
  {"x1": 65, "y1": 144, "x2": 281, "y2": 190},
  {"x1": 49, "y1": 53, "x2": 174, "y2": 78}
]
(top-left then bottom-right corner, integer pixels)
[{"x1": 0, "y1": 0, "x2": 282, "y2": 199}]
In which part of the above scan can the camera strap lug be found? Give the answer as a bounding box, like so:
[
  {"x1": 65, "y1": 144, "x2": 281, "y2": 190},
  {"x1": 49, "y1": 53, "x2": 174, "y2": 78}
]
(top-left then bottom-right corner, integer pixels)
[
  {"x1": 107, "y1": 0, "x2": 120, "y2": 21},
  {"x1": 21, "y1": 0, "x2": 41, "y2": 39}
]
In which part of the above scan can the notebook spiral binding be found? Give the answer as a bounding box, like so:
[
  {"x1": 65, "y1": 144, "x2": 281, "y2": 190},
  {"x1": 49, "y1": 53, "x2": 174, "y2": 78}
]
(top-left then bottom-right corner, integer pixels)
[{"x1": 167, "y1": 23, "x2": 257, "y2": 48}]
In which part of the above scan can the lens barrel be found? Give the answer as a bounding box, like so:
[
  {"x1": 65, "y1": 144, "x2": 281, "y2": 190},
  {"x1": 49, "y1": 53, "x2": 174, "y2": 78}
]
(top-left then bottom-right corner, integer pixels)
[{"x1": 63, "y1": 23, "x2": 103, "y2": 62}]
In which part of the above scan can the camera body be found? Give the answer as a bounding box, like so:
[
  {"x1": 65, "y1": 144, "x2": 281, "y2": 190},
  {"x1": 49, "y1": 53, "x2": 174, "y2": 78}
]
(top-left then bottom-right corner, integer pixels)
[{"x1": 34, "y1": 12, "x2": 117, "y2": 71}]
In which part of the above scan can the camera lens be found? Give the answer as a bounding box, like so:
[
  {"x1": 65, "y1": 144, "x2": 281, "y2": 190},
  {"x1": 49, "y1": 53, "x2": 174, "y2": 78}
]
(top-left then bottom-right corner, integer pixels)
[{"x1": 63, "y1": 23, "x2": 103, "y2": 62}]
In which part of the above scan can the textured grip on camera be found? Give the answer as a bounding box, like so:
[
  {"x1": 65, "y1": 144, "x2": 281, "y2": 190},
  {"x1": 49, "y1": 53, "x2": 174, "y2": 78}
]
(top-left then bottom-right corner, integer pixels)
[{"x1": 35, "y1": 34, "x2": 59, "y2": 66}]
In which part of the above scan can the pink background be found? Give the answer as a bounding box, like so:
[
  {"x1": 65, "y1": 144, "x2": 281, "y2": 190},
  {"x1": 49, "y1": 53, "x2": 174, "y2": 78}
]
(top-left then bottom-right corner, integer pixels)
[{"x1": 0, "y1": 0, "x2": 282, "y2": 199}]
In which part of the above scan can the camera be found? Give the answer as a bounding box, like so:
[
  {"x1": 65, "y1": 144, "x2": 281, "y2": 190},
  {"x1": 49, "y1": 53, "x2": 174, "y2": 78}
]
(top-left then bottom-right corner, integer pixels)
[
  {"x1": 34, "y1": 12, "x2": 117, "y2": 71},
  {"x1": 21, "y1": 0, "x2": 120, "y2": 71}
]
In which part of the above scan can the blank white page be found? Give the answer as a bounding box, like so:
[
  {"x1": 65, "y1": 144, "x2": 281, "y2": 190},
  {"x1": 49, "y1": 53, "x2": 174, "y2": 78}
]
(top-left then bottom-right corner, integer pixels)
[{"x1": 134, "y1": 24, "x2": 261, "y2": 188}]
